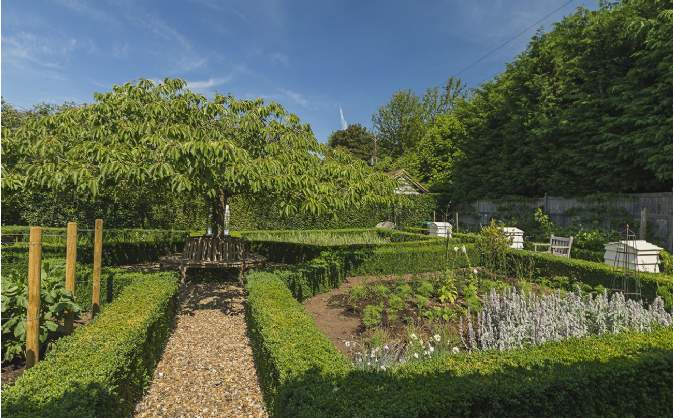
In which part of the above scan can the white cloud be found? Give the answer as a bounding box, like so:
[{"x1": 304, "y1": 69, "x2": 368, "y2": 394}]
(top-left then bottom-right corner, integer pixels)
[
  {"x1": 279, "y1": 88, "x2": 308, "y2": 107},
  {"x1": 2, "y1": 32, "x2": 92, "y2": 70},
  {"x1": 269, "y1": 52, "x2": 289, "y2": 67},
  {"x1": 186, "y1": 77, "x2": 231, "y2": 90}
]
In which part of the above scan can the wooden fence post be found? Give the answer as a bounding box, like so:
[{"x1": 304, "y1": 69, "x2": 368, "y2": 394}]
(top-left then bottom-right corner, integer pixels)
[
  {"x1": 639, "y1": 208, "x2": 647, "y2": 240},
  {"x1": 91, "y1": 219, "x2": 103, "y2": 317},
  {"x1": 26, "y1": 226, "x2": 42, "y2": 368},
  {"x1": 64, "y1": 222, "x2": 77, "y2": 334}
]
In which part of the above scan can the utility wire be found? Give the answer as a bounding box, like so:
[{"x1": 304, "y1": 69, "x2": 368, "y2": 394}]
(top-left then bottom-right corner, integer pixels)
[{"x1": 455, "y1": 0, "x2": 576, "y2": 77}]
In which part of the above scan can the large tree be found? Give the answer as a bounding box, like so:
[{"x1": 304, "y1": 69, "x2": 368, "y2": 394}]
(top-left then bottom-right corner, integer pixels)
[
  {"x1": 2, "y1": 79, "x2": 396, "y2": 236},
  {"x1": 451, "y1": 0, "x2": 673, "y2": 199},
  {"x1": 326, "y1": 123, "x2": 375, "y2": 162}
]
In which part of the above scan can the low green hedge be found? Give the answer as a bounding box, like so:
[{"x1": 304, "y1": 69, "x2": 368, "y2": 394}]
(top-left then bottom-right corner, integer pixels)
[
  {"x1": 507, "y1": 250, "x2": 673, "y2": 308},
  {"x1": 245, "y1": 272, "x2": 351, "y2": 416},
  {"x1": 258, "y1": 243, "x2": 478, "y2": 302},
  {"x1": 243, "y1": 228, "x2": 439, "y2": 265},
  {"x1": 2, "y1": 271, "x2": 179, "y2": 418},
  {"x1": 246, "y1": 271, "x2": 673, "y2": 417},
  {"x1": 1, "y1": 236, "x2": 185, "y2": 266}
]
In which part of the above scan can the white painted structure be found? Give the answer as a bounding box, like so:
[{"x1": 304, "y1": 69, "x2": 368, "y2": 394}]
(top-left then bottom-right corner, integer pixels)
[
  {"x1": 603, "y1": 240, "x2": 663, "y2": 273},
  {"x1": 501, "y1": 227, "x2": 524, "y2": 249},
  {"x1": 376, "y1": 221, "x2": 396, "y2": 229},
  {"x1": 427, "y1": 222, "x2": 452, "y2": 238}
]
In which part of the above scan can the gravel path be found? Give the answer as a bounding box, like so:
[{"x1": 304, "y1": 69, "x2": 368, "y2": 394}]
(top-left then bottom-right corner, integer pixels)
[{"x1": 134, "y1": 281, "x2": 267, "y2": 418}]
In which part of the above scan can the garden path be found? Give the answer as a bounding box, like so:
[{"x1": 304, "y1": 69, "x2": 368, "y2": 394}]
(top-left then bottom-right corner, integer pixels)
[{"x1": 134, "y1": 280, "x2": 267, "y2": 418}]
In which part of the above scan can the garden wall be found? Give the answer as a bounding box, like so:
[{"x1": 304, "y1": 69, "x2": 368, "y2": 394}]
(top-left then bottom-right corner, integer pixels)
[{"x1": 457, "y1": 192, "x2": 673, "y2": 250}]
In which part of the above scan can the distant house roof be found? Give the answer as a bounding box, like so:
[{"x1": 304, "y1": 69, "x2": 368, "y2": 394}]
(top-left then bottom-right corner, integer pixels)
[{"x1": 386, "y1": 169, "x2": 428, "y2": 195}]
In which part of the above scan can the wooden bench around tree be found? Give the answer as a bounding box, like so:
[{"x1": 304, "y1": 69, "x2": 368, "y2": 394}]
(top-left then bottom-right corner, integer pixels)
[
  {"x1": 532, "y1": 235, "x2": 574, "y2": 258},
  {"x1": 159, "y1": 236, "x2": 265, "y2": 283}
]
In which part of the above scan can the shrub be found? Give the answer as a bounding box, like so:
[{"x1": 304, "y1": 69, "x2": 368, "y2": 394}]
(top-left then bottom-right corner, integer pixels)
[
  {"x1": 461, "y1": 288, "x2": 672, "y2": 351},
  {"x1": 506, "y1": 249, "x2": 673, "y2": 309},
  {"x1": 246, "y1": 271, "x2": 673, "y2": 417},
  {"x1": 245, "y1": 272, "x2": 350, "y2": 415},
  {"x1": 1, "y1": 261, "x2": 81, "y2": 363},
  {"x1": 2, "y1": 271, "x2": 179, "y2": 418},
  {"x1": 362, "y1": 304, "x2": 384, "y2": 328}
]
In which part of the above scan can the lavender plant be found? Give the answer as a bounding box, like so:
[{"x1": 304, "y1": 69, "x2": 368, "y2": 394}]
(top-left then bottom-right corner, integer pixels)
[{"x1": 461, "y1": 288, "x2": 672, "y2": 351}]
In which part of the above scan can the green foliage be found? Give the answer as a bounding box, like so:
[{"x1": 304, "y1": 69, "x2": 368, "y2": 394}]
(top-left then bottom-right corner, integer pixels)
[
  {"x1": 1, "y1": 271, "x2": 179, "y2": 418},
  {"x1": 244, "y1": 272, "x2": 351, "y2": 416},
  {"x1": 3, "y1": 79, "x2": 395, "y2": 236},
  {"x1": 245, "y1": 270, "x2": 673, "y2": 417},
  {"x1": 362, "y1": 304, "x2": 384, "y2": 328},
  {"x1": 452, "y1": 1, "x2": 673, "y2": 198},
  {"x1": 1, "y1": 261, "x2": 81, "y2": 363},
  {"x1": 326, "y1": 123, "x2": 375, "y2": 162},
  {"x1": 506, "y1": 249, "x2": 673, "y2": 309},
  {"x1": 1, "y1": 227, "x2": 187, "y2": 266},
  {"x1": 476, "y1": 220, "x2": 510, "y2": 274}
]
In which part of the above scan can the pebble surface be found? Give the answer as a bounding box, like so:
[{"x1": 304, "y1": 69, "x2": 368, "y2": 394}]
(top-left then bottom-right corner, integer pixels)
[{"x1": 134, "y1": 281, "x2": 267, "y2": 418}]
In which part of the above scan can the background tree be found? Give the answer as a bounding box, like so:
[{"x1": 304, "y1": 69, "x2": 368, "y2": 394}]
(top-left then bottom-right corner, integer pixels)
[
  {"x1": 450, "y1": 0, "x2": 673, "y2": 199},
  {"x1": 326, "y1": 123, "x2": 375, "y2": 162},
  {"x1": 371, "y1": 90, "x2": 425, "y2": 158},
  {"x1": 2, "y1": 79, "x2": 396, "y2": 236}
]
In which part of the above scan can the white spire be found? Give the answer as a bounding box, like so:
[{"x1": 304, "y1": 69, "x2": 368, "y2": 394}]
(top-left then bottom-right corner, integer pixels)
[{"x1": 339, "y1": 105, "x2": 348, "y2": 130}]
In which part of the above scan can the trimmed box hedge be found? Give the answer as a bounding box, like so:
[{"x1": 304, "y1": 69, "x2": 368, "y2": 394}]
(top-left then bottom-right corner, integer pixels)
[
  {"x1": 507, "y1": 249, "x2": 673, "y2": 308},
  {"x1": 2, "y1": 271, "x2": 179, "y2": 418},
  {"x1": 245, "y1": 271, "x2": 673, "y2": 418}
]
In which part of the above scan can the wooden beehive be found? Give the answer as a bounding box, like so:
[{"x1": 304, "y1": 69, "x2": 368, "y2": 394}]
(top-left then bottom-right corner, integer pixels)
[
  {"x1": 603, "y1": 240, "x2": 663, "y2": 273},
  {"x1": 501, "y1": 227, "x2": 524, "y2": 249}
]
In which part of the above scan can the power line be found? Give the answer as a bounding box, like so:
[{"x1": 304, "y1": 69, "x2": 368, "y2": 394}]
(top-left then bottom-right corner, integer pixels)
[{"x1": 455, "y1": 0, "x2": 576, "y2": 78}]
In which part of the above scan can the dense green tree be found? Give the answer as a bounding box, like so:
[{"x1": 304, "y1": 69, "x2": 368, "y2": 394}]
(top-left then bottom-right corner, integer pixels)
[
  {"x1": 2, "y1": 79, "x2": 396, "y2": 236},
  {"x1": 371, "y1": 90, "x2": 425, "y2": 159},
  {"x1": 327, "y1": 123, "x2": 375, "y2": 162},
  {"x1": 413, "y1": 113, "x2": 465, "y2": 192},
  {"x1": 451, "y1": 0, "x2": 673, "y2": 199}
]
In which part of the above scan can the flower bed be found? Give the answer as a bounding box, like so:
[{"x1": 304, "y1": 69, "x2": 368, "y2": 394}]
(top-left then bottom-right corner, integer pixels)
[{"x1": 245, "y1": 271, "x2": 673, "y2": 417}]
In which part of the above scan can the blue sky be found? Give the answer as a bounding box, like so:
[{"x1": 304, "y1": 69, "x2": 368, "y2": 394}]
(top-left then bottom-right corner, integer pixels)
[{"x1": 2, "y1": 0, "x2": 597, "y2": 141}]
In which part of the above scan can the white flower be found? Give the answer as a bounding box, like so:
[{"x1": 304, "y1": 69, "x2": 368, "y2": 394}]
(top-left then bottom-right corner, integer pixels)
[
  {"x1": 345, "y1": 341, "x2": 351, "y2": 348},
  {"x1": 452, "y1": 346, "x2": 460, "y2": 354},
  {"x1": 410, "y1": 333, "x2": 418, "y2": 340},
  {"x1": 433, "y1": 334, "x2": 441, "y2": 342},
  {"x1": 367, "y1": 362, "x2": 371, "y2": 366},
  {"x1": 473, "y1": 268, "x2": 479, "y2": 275},
  {"x1": 429, "y1": 346, "x2": 435, "y2": 353},
  {"x1": 453, "y1": 246, "x2": 459, "y2": 252},
  {"x1": 413, "y1": 353, "x2": 419, "y2": 359}
]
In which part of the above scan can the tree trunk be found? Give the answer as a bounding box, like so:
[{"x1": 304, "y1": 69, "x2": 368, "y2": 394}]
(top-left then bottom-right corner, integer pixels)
[{"x1": 211, "y1": 190, "x2": 229, "y2": 238}]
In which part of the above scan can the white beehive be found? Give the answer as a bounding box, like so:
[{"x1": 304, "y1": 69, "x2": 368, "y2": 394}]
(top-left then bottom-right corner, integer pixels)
[
  {"x1": 603, "y1": 240, "x2": 663, "y2": 273},
  {"x1": 501, "y1": 227, "x2": 524, "y2": 249},
  {"x1": 426, "y1": 222, "x2": 452, "y2": 238}
]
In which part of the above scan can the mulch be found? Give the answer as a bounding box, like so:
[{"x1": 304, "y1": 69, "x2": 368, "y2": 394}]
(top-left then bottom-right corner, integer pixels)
[{"x1": 134, "y1": 280, "x2": 267, "y2": 418}]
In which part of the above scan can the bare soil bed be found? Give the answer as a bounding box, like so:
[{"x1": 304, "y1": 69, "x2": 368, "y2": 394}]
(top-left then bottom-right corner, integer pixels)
[{"x1": 303, "y1": 274, "x2": 420, "y2": 354}]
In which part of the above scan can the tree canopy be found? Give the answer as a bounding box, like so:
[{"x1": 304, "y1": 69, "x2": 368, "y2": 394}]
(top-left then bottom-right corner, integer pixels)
[
  {"x1": 326, "y1": 123, "x2": 375, "y2": 162},
  {"x1": 368, "y1": 0, "x2": 672, "y2": 199},
  {"x1": 2, "y1": 79, "x2": 396, "y2": 235}
]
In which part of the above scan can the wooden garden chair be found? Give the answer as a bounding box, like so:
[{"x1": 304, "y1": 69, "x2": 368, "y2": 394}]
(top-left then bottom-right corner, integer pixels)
[{"x1": 532, "y1": 235, "x2": 574, "y2": 258}]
